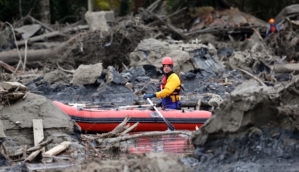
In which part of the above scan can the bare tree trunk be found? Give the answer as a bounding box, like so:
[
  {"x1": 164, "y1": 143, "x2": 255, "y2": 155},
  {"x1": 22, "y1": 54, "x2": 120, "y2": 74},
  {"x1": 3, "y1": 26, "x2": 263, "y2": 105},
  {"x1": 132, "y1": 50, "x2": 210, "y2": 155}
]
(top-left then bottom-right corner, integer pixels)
[
  {"x1": 0, "y1": 49, "x2": 53, "y2": 64},
  {"x1": 39, "y1": 0, "x2": 51, "y2": 24},
  {"x1": 88, "y1": 0, "x2": 94, "y2": 12},
  {"x1": 19, "y1": 0, "x2": 22, "y2": 18}
]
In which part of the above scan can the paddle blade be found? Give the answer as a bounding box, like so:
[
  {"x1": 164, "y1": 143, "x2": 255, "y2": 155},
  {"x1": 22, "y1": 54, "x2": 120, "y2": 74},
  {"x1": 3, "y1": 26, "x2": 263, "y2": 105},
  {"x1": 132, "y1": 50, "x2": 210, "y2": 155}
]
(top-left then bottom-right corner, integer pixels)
[{"x1": 146, "y1": 98, "x2": 175, "y2": 131}]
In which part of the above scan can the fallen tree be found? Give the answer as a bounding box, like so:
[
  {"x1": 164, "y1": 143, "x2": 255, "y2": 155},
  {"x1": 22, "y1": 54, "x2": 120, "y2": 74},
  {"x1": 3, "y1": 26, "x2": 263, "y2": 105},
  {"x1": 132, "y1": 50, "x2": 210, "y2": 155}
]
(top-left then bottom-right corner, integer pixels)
[
  {"x1": 271, "y1": 63, "x2": 299, "y2": 73},
  {"x1": 0, "y1": 49, "x2": 53, "y2": 64}
]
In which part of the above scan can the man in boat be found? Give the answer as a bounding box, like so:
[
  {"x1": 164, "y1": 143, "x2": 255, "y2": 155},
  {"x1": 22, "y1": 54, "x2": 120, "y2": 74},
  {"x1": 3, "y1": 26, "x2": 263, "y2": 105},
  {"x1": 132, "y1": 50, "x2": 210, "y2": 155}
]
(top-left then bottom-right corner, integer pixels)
[{"x1": 143, "y1": 57, "x2": 181, "y2": 110}]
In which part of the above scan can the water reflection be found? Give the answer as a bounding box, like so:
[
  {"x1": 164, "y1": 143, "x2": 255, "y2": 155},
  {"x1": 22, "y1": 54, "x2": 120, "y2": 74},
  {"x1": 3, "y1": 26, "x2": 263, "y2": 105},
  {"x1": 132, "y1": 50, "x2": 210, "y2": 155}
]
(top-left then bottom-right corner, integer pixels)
[{"x1": 121, "y1": 133, "x2": 194, "y2": 154}]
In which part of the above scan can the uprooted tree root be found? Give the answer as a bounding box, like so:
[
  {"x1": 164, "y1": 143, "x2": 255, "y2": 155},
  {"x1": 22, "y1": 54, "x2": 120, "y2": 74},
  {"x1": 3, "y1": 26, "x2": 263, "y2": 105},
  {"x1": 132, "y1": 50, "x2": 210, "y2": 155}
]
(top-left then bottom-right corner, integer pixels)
[
  {"x1": 265, "y1": 30, "x2": 299, "y2": 62},
  {"x1": 51, "y1": 23, "x2": 154, "y2": 71}
]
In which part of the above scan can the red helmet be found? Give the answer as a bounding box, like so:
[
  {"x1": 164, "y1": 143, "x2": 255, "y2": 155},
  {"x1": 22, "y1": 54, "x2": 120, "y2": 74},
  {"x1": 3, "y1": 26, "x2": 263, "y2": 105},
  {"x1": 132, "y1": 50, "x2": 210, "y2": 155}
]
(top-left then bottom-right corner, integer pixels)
[{"x1": 162, "y1": 57, "x2": 174, "y2": 65}]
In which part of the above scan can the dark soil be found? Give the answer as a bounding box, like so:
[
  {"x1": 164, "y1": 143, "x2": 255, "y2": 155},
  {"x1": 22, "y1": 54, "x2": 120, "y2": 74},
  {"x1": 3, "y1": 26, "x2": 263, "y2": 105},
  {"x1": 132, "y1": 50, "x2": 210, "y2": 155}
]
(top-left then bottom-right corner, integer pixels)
[{"x1": 193, "y1": 127, "x2": 299, "y2": 171}]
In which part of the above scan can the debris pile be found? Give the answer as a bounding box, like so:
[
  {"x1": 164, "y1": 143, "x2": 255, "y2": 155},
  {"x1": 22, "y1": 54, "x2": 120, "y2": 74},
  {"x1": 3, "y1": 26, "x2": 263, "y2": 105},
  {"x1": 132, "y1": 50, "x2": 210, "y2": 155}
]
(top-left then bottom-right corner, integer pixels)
[{"x1": 0, "y1": 84, "x2": 194, "y2": 171}]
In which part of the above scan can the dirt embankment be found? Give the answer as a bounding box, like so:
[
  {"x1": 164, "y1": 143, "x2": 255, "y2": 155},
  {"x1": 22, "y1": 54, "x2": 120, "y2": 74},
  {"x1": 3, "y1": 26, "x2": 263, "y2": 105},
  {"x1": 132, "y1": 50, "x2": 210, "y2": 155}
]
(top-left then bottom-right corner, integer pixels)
[{"x1": 2, "y1": 93, "x2": 81, "y2": 147}]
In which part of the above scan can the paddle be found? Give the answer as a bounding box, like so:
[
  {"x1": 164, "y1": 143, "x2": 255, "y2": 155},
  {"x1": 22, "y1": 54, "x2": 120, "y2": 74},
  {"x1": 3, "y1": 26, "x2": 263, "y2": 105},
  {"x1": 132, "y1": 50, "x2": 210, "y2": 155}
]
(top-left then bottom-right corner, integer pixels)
[{"x1": 146, "y1": 98, "x2": 175, "y2": 131}]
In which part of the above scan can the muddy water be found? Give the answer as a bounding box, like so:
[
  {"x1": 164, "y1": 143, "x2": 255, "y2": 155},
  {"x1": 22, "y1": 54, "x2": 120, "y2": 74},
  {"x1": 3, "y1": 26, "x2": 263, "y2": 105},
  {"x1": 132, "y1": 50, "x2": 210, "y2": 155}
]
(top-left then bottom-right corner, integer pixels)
[{"x1": 120, "y1": 133, "x2": 194, "y2": 155}]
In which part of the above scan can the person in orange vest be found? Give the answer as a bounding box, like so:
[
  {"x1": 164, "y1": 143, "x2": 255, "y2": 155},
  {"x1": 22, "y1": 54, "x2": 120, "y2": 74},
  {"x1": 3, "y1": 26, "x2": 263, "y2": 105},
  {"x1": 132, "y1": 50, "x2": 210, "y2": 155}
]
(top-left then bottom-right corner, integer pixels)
[
  {"x1": 266, "y1": 18, "x2": 280, "y2": 36},
  {"x1": 143, "y1": 57, "x2": 181, "y2": 110}
]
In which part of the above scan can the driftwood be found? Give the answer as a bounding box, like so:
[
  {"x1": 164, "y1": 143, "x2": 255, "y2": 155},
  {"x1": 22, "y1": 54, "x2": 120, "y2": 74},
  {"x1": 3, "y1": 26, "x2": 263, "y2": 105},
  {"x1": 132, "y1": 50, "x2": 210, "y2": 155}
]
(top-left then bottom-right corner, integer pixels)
[
  {"x1": 98, "y1": 116, "x2": 137, "y2": 139},
  {"x1": 26, "y1": 162, "x2": 79, "y2": 171},
  {"x1": 56, "y1": 62, "x2": 75, "y2": 74},
  {"x1": 2, "y1": 82, "x2": 28, "y2": 92},
  {"x1": 24, "y1": 149, "x2": 42, "y2": 162},
  {"x1": 42, "y1": 141, "x2": 71, "y2": 163},
  {"x1": 6, "y1": 92, "x2": 25, "y2": 100},
  {"x1": 9, "y1": 139, "x2": 53, "y2": 157},
  {"x1": 0, "y1": 29, "x2": 90, "y2": 65},
  {"x1": 22, "y1": 145, "x2": 27, "y2": 160},
  {"x1": 43, "y1": 141, "x2": 71, "y2": 157},
  {"x1": 15, "y1": 25, "x2": 89, "y2": 46},
  {"x1": 0, "y1": 61, "x2": 23, "y2": 74},
  {"x1": 229, "y1": 62, "x2": 267, "y2": 87},
  {"x1": 146, "y1": 0, "x2": 162, "y2": 12},
  {"x1": 120, "y1": 122, "x2": 140, "y2": 135},
  {"x1": 235, "y1": 67, "x2": 267, "y2": 87},
  {"x1": 27, "y1": 139, "x2": 53, "y2": 152},
  {"x1": 98, "y1": 130, "x2": 192, "y2": 147},
  {"x1": 108, "y1": 116, "x2": 130, "y2": 135},
  {"x1": 0, "y1": 49, "x2": 53, "y2": 64},
  {"x1": 140, "y1": 8, "x2": 187, "y2": 40},
  {"x1": 271, "y1": 63, "x2": 299, "y2": 73},
  {"x1": 24, "y1": 15, "x2": 55, "y2": 32}
]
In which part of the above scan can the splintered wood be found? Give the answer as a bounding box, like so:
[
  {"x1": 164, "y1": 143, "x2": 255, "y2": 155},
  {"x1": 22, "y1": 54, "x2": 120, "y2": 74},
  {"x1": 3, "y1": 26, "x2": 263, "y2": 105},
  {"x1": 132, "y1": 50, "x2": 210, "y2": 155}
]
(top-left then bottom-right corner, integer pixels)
[{"x1": 33, "y1": 119, "x2": 44, "y2": 146}]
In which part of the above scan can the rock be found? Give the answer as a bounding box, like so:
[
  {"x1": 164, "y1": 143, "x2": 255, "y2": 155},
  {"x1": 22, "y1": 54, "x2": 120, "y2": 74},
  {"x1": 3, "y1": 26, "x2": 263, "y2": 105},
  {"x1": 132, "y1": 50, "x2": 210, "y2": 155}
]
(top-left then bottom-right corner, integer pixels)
[
  {"x1": 121, "y1": 67, "x2": 146, "y2": 82},
  {"x1": 129, "y1": 38, "x2": 192, "y2": 73},
  {"x1": 217, "y1": 47, "x2": 234, "y2": 61},
  {"x1": 106, "y1": 66, "x2": 126, "y2": 84},
  {"x1": 191, "y1": 48, "x2": 224, "y2": 76},
  {"x1": 43, "y1": 70, "x2": 70, "y2": 84},
  {"x1": 129, "y1": 38, "x2": 169, "y2": 67},
  {"x1": 166, "y1": 50, "x2": 192, "y2": 73},
  {"x1": 142, "y1": 65, "x2": 157, "y2": 77},
  {"x1": 72, "y1": 63, "x2": 103, "y2": 87},
  {"x1": 136, "y1": 76, "x2": 150, "y2": 83}
]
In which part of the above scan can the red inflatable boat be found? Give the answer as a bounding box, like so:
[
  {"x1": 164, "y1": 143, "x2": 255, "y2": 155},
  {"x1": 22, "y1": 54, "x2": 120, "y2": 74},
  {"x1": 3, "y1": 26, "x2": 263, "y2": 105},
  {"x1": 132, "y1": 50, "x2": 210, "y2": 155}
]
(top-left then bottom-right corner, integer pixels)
[{"x1": 53, "y1": 101, "x2": 211, "y2": 132}]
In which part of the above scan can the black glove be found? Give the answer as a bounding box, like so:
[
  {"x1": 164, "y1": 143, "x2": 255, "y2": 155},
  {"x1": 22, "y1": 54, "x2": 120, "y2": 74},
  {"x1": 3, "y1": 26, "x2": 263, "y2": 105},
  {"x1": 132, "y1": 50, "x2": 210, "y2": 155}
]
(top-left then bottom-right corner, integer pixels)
[{"x1": 143, "y1": 93, "x2": 156, "y2": 99}]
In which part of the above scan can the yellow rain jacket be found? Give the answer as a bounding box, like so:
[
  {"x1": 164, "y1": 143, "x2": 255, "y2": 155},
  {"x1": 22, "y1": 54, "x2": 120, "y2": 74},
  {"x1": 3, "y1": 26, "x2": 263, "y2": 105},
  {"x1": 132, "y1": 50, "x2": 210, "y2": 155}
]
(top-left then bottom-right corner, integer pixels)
[{"x1": 155, "y1": 73, "x2": 181, "y2": 102}]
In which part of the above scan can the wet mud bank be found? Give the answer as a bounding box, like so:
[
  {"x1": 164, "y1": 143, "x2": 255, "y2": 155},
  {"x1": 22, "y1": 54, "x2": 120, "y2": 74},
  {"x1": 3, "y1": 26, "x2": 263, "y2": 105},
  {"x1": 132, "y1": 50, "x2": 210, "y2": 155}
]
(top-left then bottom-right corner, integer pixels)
[
  {"x1": 193, "y1": 127, "x2": 299, "y2": 171},
  {"x1": 191, "y1": 76, "x2": 299, "y2": 171}
]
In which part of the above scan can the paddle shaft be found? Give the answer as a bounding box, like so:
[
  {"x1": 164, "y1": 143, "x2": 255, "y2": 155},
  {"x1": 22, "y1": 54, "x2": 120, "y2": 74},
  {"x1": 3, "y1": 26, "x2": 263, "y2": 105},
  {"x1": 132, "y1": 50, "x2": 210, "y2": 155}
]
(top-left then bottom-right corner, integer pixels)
[{"x1": 147, "y1": 98, "x2": 175, "y2": 131}]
